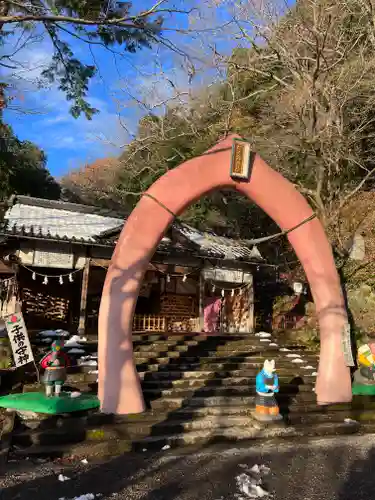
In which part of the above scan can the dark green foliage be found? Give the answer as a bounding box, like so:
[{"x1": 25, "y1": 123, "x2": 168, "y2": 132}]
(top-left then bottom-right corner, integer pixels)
[
  {"x1": 1, "y1": 1, "x2": 163, "y2": 118},
  {"x1": 0, "y1": 123, "x2": 61, "y2": 201},
  {"x1": 41, "y1": 26, "x2": 98, "y2": 119}
]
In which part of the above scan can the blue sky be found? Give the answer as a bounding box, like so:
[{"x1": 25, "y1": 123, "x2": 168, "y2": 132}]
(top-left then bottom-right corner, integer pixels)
[
  {"x1": 3, "y1": 31, "x2": 153, "y2": 177},
  {"x1": 2, "y1": 0, "x2": 291, "y2": 179}
]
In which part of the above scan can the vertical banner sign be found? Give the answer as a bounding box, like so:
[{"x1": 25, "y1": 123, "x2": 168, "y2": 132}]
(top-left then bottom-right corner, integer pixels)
[
  {"x1": 342, "y1": 322, "x2": 355, "y2": 367},
  {"x1": 5, "y1": 312, "x2": 34, "y2": 367}
]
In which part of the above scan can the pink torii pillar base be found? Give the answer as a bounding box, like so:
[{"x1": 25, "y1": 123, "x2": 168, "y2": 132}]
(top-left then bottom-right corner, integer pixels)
[{"x1": 98, "y1": 135, "x2": 352, "y2": 415}]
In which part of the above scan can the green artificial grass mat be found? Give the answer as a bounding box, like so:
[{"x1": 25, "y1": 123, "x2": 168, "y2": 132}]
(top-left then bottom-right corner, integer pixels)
[
  {"x1": 352, "y1": 382, "x2": 375, "y2": 396},
  {"x1": 0, "y1": 391, "x2": 100, "y2": 414}
]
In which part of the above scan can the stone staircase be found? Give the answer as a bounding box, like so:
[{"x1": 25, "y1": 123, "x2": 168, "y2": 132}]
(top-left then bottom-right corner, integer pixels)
[{"x1": 9, "y1": 332, "x2": 375, "y2": 460}]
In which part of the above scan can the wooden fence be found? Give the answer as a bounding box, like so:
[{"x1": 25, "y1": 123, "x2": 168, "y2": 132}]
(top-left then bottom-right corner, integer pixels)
[
  {"x1": 133, "y1": 314, "x2": 166, "y2": 332},
  {"x1": 132, "y1": 314, "x2": 201, "y2": 332}
]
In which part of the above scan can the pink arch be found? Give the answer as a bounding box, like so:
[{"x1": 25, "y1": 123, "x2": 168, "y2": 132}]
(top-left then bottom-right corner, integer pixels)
[{"x1": 98, "y1": 135, "x2": 352, "y2": 415}]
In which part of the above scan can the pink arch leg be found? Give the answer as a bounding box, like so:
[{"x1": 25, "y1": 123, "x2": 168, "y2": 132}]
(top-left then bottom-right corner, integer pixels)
[{"x1": 98, "y1": 135, "x2": 352, "y2": 414}]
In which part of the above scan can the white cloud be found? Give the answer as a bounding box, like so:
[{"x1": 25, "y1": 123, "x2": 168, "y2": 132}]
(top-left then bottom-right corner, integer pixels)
[
  {"x1": 3, "y1": 33, "x2": 125, "y2": 159},
  {"x1": 2, "y1": 28, "x2": 53, "y2": 90},
  {"x1": 30, "y1": 92, "x2": 125, "y2": 156}
]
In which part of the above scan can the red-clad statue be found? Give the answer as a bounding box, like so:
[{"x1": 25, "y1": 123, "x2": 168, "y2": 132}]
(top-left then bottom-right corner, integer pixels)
[{"x1": 40, "y1": 340, "x2": 70, "y2": 397}]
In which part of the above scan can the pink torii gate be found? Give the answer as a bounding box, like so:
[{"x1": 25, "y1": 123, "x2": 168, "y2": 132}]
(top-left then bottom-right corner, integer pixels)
[{"x1": 98, "y1": 135, "x2": 353, "y2": 415}]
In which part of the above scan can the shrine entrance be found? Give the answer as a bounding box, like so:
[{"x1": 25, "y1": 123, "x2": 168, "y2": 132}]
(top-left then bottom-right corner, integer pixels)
[{"x1": 98, "y1": 135, "x2": 353, "y2": 415}]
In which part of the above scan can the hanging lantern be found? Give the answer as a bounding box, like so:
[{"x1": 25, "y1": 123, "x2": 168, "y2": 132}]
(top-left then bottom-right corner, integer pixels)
[
  {"x1": 239, "y1": 288, "x2": 243, "y2": 296},
  {"x1": 182, "y1": 274, "x2": 187, "y2": 282},
  {"x1": 221, "y1": 289, "x2": 225, "y2": 297},
  {"x1": 32, "y1": 272, "x2": 36, "y2": 280},
  {"x1": 212, "y1": 284, "x2": 216, "y2": 293},
  {"x1": 231, "y1": 289, "x2": 235, "y2": 297},
  {"x1": 166, "y1": 274, "x2": 171, "y2": 283},
  {"x1": 43, "y1": 276, "x2": 48, "y2": 285},
  {"x1": 68, "y1": 273, "x2": 73, "y2": 282},
  {"x1": 59, "y1": 276, "x2": 63, "y2": 285}
]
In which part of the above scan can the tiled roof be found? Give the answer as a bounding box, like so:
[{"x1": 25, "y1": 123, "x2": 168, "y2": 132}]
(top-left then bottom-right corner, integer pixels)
[
  {"x1": 0, "y1": 196, "x2": 264, "y2": 262},
  {"x1": 175, "y1": 223, "x2": 263, "y2": 261},
  {"x1": 2, "y1": 196, "x2": 124, "y2": 243}
]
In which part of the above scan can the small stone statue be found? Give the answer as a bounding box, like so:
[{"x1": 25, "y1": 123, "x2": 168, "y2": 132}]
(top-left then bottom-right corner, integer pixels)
[
  {"x1": 254, "y1": 359, "x2": 282, "y2": 421},
  {"x1": 40, "y1": 340, "x2": 70, "y2": 397}
]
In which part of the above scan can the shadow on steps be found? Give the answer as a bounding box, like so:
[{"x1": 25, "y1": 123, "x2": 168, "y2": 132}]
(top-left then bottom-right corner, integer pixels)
[
  {"x1": 9, "y1": 334, "x2": 321, "y2": 456},
  {"x1": 136, "y1": 337, "x2": 310, "y2": 451}
]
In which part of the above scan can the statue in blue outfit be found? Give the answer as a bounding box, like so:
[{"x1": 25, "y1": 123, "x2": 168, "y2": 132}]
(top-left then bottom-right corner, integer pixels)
[{"x1": 254, "y1": 359, "x2": 282, "y2": 421}]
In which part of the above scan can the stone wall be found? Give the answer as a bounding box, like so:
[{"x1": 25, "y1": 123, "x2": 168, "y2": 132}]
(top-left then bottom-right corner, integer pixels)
[
  {"x1": 346, "y1": 285, "x2": 375, "y2": 342},
  {"x1": 271, "y1": 285, "x2": 375, "y2": 348}
]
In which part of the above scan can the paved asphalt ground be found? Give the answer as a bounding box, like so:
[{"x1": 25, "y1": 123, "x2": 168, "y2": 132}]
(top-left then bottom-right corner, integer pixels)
[{"x1": 2, "y1": 434, "x2": 375, "y2": 499}]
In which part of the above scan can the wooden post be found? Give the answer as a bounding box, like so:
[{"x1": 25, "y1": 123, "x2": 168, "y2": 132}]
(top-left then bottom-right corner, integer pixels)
[
  {"x1": 199, "y1": 271, "x2": 205, "y2": 332},
  {"x1": 78, "y1": 258, "x2": 90, "y2": 335},
  {"x1": 247, "y1": 273, "x2": 255, "y2": 333}
]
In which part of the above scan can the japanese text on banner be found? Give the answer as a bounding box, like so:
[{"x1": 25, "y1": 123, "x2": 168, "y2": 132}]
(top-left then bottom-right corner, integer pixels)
[{"x1": 5, "y1": 312, "x2": 34, "y2": 367}]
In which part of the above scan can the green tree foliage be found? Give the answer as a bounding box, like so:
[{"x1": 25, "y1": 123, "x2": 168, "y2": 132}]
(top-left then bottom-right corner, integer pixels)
[
  {"x1": 1, "y1": 1, "x2": 165, "y2": 118},
  {"x1": 0, "y1": 123, "x2": 61, "y2": 200},
  {"x1": 62, "y1": 0, "x2": 375, "y2": 268}
]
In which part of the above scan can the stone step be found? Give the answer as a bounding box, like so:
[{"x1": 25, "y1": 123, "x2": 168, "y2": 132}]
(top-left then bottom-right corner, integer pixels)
[
  {"x1": 67, "y1": 365, "x2": 98, "y2": 375},
  {"x1": 142, "y1": 385, "x2": 319, "y2": 401},
  {"x1": 134, "y1": 339, "x2": 199, "y2": 346},
  {"x1": 147, "y1": 393, "x2": 375, "y2": 413},
  {"x1": 134, "y1": 343, "x2": 203, "y2": 353},
  {"x1": 139, "y1": 362, "x2": 317, "y2": 373},
  {"x1": 58, "y1": 339, "x2": 265, "y2": 352},
  {"x1": 287, "y1": 409, "x2": 375, "y2": 425},
  {"x1": 65, "y1": 368, "x2": 316, "y2": 385},
  {"x1": 12, "y1": 399, "x2": 375, "y2": 458},
  {"x1": 133, "y1": 352, "x2": 319, "y2": 363},
  {"x1": 148, "y1": 398, "x2": 375, "y2": 418},
  {"x1": 15, "y1": 398, "x2": 375, "y2": 433},
  {"x1": 21, "y1": 385, "x2": 363, "y2": 422},
  {"x1": 59, "y1": 380, "x2": 317, "y2": 399},
  {"x1": 66, "y1": 357, "x2": 317, "y2": 376},
  {"x1": 13, "y1": 415, "x2": 372, "y2": 459},
  {"x1": 134, "y1": 353, "x2": 319, "y2": 363},
  {"x1": 43, "y1": 348, "x2": 317, "y2": 362},
  {"x1": 139, "y1": 377, "x2": 316, "y2": 390},
  {"x1": 133, "y1": 341, "x2": 273, "y2": 351},
  {"x1": 13, "y1": 408, "x2": 165, "y2": 430},
  {"x1": 130, "y1": 420, "x2": 364, "y2": 451},
  {"x1": 133, "y1": 344, "x2": 317, "y2": 353},
  {"x1": 65, "y1": 340, "x2": 316, "y2": 354},
  {"x1": 13, "y1": 425, "x2": 122, "y2": 448},
  {"x1": 133, "y1": 335, "x2": 246, "y2": 341},
  {"x1": 148, "y1": 392, "x2": 319, "y2": 410},
  {"x1": 171, "y1": 403, "x2": 361, "y2": 417},
  {"x1": 65, "y1": 360, "x2": 317, "y2": 379},
  {"x1": 65, "y1": 373, "x2": 98, "y2": 384},
  {"x1": 41, "y1": 333, "x2": 315, "y2": 351},
  {"x1": 90, "y1": 334, "x2": 316, "y2": 347},
  {"x1": 82, "y1": 334, "x2": 277, "y2": 343},
  {"x1": 132, "y1": 344, "x2": 304, "y2": 354},
  {"x1": 13, "y1": 415, "x2": 263, "y2": 448},
  {"x1": 139, "y1": 369, "x2": 316, "y2": 380}
]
